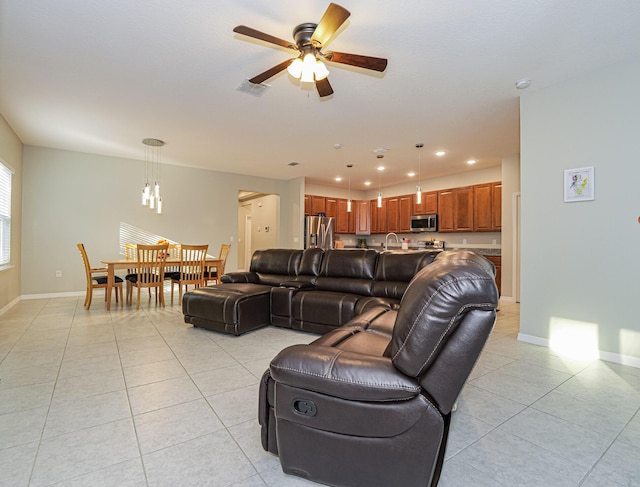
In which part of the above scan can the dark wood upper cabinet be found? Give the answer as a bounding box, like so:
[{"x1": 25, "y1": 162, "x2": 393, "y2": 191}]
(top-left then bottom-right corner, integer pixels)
[
  {"x1": 355, "y1": 200, "x2": 371, "y2": 235},
  {"x1": 437, "y1": 190, "x2": 455, "y2": 232},
  {"x1": 335, "y1": 198, "x2": 350, "y2": 233},
  {"x1": 474, "y1": 182, "x2": 502, "y2": 231},
  {"x1": 492, "y1": 183, "x2": 502, "y2": 230},
  {"x1": 386, "y1": 197, "x2": 400, "y2": 233},
  {"x1": 399, "y1": 195, "x2": 412, "y2": 233},
  {"x1": 454, "y1": 186, "x2": 474, "y2": 231},
  {"x1": 310, "y1": 195, "x2": 326, "y2": 215}
]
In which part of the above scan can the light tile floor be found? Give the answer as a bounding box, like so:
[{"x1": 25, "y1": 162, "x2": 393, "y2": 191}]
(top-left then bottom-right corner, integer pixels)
[{"x1": 1, "y1": 296, "x2": 639, "y2": 486}]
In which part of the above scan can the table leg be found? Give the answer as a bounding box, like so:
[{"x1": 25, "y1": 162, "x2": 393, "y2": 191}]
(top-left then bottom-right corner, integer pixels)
[{"x1": 106, "y1": 264, "x2": 114, "y2": 311}]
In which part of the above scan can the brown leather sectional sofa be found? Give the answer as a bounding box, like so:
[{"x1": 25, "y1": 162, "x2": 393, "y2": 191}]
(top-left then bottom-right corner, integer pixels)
[
  {"x1": 182, "y1": 248, "x2": 499, "y2": 486},
  {"x1": 182, "y1": 248, "x2": 439, "y2": 336}
]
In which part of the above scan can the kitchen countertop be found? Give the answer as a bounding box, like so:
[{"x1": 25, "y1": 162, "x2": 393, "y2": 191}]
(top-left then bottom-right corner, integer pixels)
[{"x1": 446, "y1": 247, "x2": 501, "y2": 256}]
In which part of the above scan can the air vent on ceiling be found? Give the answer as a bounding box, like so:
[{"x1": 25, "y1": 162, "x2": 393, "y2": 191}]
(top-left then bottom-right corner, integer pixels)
[{"x1": 236, "y1": 79, "x2": 269, "y2": 96}]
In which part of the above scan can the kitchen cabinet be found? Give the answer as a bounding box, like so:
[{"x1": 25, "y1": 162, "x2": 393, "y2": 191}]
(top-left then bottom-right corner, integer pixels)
[
  {"x1": 485, "y1": 255, "x2": 501, "y2": 294},
  {"x1": 325, "y1": 197, "x2": 338, "y2": 219},
  {"x1": 355, "y1": 200, "x2": 371, "y2": 235},
  {"x1": 336, "y1": 198, "x2": 350, "y2": 233},
  {"x1": 310, "y1": 195, "x2": 326, "y2": 215},
  {"x1": 437, "y1": 190, "x2": 455, "y2": 232},
  {"x1": 455, "y1": 186, "x2": 474, "y2": 231},
  {"x1": 474, "y1": 182, "x2": 502, "y2": 231},
  {"x1": 438, "y1": 186, "x2": 473, "y2": 232},
  {"x1": 399, "y1": 195, "x2": 412, "y2": 232},
  {"x1": 386, "y1": 197, "x2": 400, "y2": 233},
  {"x1": 412, "y1": 191, "x2": 438, "y2": 216},
  {"x1": 370, "y1": 198, "x2": 387, "y2": 234},
  {"x1": 304, "y1": 195, "x2": 310, "y2": 216},
  {"x1": 492, "y1": 183, "x2": 502, "y2": 230}
]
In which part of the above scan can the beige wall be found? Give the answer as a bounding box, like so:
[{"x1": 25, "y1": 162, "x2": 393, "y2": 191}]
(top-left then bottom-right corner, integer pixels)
[
  {"x1": 520, "y1": 57, "x2": 640, "y2": 366},
  {"x1": 20, "y1": 146, "x2": 304, "y2": 295},
  {"x1": 0, "y1": 114, "x2": 23, "y2": 311}
]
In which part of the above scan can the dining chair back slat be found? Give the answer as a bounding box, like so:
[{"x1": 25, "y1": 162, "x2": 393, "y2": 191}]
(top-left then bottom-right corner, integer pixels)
[
  {"x1": 77, "y1": 243, "x2": 123, "y2": 309},
  {"x1": 126, "y1": 243, "x2": 169, "y2": 309},
  {"x1": 170, "y1": 244, "x2": 208, "y2": 303}
]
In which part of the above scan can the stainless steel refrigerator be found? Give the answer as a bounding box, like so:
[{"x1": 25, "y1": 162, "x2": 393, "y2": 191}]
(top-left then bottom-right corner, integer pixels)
[{"x1": 305, "y1": 215, "x2": 335, "y2": 250}]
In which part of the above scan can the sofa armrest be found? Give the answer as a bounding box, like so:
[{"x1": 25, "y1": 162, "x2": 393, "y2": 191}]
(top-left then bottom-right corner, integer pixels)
[
  {"x1": 269, "y1": 344, "x2": 420, "y2": 402},
  {"x1": 279, "y1": 281, "x2": 315, "y2": 289},
  {"x1": 220, "y1": 272, "x2": 259, "y2": 283}
]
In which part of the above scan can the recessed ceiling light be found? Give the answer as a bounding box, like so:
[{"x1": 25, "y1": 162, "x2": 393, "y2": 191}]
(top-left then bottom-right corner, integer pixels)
[
  {"x1": 377, "y1": 166, "x2": 385, "y2": 171},
  {"x1": 435, "y1": 151, "x2": 446, "y2": 157},
  {"x1": 408, "y1": 171, "x2": 416, "y2": 177},
  {"x1": 515, "y1": 78, "x2": 531, "y2": 89},
  {"x1": 364, "y1": 181, "x2": 371, "y2": 186},
  {"x1": 467, "y1": 159, "x2": 477, "y2": 165},
  {"x1": 335, "y1": 177, "x2": 342, "y2": 182}
]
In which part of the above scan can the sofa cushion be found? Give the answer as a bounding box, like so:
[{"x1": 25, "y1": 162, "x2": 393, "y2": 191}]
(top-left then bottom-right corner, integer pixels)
[
  {"x1": 250, "y1": 249, "x2": 302, "y2": 284},
  {"x1": 371, "y1": 251, "x2": 438, "y2": 300},
  {"x1": 314, "y1": 249, "x2": 378, "y2": 295}
]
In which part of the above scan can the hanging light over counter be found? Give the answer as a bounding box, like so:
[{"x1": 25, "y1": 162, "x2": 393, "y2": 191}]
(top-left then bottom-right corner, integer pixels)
[{"x1": 415, "y1": 143, "x2": 424, "y2": 204}]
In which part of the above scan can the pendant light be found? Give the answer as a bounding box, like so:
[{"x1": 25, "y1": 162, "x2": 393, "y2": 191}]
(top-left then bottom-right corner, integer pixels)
[
  {"x1": 141, "y1": 138, "x2": 165, "y2": 215},
  {"x1": 415, "y1": 143, "x2": 424, "y2": 204},
  {"x1": 346, "y1": 164, "x2": 353, "y2": 212},
  {"x1": 377, "y1": 156, "x2": 383, "y2": 208}
]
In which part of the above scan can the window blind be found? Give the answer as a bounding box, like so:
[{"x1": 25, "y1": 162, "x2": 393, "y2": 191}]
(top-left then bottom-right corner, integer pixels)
[{"x1": 0, "y1": 161, "x2": 12, "y2": 266}]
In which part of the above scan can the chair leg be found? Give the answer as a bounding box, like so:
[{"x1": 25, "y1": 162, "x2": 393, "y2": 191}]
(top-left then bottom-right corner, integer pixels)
[
  {"x1": 159, "y1": 285, "x2": 165, "y2": 308},
  {"x1": 136, "y1": 285, "x2": 141, "y2": 310},
  {"x1": 86, "y1": 286, "x2": 93, "y2": 310}
]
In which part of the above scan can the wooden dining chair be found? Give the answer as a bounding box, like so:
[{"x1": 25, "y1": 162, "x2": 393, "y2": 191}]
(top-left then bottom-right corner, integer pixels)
[
  {"x1": 126, "y1": 243, "x2": 169, "y2": 309},
  {"x1": 203, "y1": 243, "x2": 231, "y2": 285},
  {"x1": 77, "y1": 243, "x2": 123, "y2": 310},
  {"x1": 168, "y1": 244, "x2": 209, "y2": 303}
]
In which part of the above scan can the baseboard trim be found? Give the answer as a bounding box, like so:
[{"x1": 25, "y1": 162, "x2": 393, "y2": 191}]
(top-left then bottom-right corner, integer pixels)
[
  {"x1": 21, "y1": 291, "x2": 85, "y2": 300},
  {"x1": 518, "y1": 333, "x2": 640, "y2": 369},
  {"x1": 0, "y1": 296, "x2": 21, "y2": 315}
]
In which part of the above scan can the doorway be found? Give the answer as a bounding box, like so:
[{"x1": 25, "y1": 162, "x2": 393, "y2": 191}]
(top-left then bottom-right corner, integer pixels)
[{"x1": 237, "y1": 191, "x2": 280, "y2": 270}]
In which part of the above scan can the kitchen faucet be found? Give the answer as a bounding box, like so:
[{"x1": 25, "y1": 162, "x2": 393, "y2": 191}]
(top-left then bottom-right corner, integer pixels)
[{"x1": 385, "y1": 232, "x2": 399, "y2": 250}]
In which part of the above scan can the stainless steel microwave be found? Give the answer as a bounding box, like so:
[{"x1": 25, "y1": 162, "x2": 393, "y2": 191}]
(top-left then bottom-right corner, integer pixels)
[{"x1": 410, "y1": 214, "x2": 438, "y2": 232}]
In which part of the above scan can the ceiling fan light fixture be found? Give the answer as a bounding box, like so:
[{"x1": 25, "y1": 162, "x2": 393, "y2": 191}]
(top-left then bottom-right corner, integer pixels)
[
  {"x1": 314, "y1": 59, "x2": 329, "y2": 80},
  {"x1": 300, "y1": 53, "x2": 317, "y2": 83},
  {"x1": 287, "y1": 57, "x2": 304, "y2": 78}
]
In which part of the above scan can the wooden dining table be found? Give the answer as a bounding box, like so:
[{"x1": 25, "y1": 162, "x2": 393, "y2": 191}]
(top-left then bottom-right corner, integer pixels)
[{"x1": 101, "y1": 256, "x2": 222, "y2": 311}]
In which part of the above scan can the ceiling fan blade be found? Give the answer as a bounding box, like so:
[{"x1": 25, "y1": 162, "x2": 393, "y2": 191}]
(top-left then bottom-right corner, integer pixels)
[
  {"x1": 233, "y1": 25, "x2": 296, "y2": 50},
  {"x1": 248, "y1": 59, "x2": 295, "y2": 85},
  {"x1": 311, "y1": 3, "x2": 351, "y2": 46},
  {"x1": 315, "y1": 77, "x2": 334, "y2": 97},
  {"x1": 324, "y1": 51, "x2": 388, "y2": 72}
]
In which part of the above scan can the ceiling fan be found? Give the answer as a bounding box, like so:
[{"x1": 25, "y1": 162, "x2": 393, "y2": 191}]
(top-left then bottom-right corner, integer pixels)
[{"x1": 233, "y1": 3, "x2": 388, "y2": 97}]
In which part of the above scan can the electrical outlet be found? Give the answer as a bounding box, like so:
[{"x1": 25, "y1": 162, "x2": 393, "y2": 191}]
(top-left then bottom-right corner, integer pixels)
[
  {"x1": 55, "y1": 270, "x2": 62, "y2": 278},
  {"x1": 462, "y1": 239, "x2": 467, "y2": 245},
  {"x1": 492, "y1": 239, "x2": 497, "y2": 245},
  {"x1": 230, "y1": 236, "x2": 234, "y2": 242}
]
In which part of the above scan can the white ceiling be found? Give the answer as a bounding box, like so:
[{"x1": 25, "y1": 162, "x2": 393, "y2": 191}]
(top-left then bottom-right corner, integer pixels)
[{"x1": 2, "y1": 1, "x2": 640, "y2": 190}]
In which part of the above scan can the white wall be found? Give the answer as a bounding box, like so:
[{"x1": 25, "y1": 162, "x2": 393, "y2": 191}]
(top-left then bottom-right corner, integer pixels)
[
  {"x1": 0, "y1": 114, "x2": 23, "y2": 310},
  {"x1": 21, "y1": 146, "x2": 304, "y2": 295},
  {"x1": 520, "y1": 58, "x2": 640, "y2": 366}
]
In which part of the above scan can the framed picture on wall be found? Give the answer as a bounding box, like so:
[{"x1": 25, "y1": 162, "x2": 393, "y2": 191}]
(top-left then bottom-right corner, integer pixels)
[{"x1": 564, "y1": 166, "x2": 594, "y2": 202}]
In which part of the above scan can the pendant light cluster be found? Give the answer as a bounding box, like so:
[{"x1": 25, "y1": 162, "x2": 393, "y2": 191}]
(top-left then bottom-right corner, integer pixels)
[
  {"x1": 415, "y1": 143, "x2": 424, "y2": 204},
  {"x1": 377, "y1": 155, "x2": 384, "y2": 208},
  {"x1": 141, "y1": 138, "x2": 164, "y2": 215}
]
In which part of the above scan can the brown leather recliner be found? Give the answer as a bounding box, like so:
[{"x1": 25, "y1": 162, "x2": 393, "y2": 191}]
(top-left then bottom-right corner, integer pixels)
[{"x1": 259, "y1": 250, "x2": 499, "y2": 487}]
